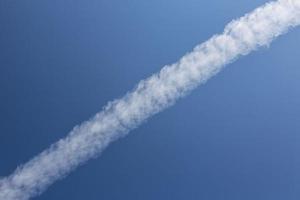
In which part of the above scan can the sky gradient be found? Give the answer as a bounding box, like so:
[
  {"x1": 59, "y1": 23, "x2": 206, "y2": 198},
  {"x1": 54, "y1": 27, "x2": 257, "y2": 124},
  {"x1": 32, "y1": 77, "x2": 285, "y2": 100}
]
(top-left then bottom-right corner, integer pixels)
[{"x1": 1, "y1": 0, "x2": 300, "y2": 200}]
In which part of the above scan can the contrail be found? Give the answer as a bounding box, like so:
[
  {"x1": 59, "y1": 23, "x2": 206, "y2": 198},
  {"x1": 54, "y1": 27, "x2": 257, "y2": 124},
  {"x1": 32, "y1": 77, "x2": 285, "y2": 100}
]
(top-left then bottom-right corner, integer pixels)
[{"x1": 1, "y1": 0, "x2": 300, "y2": 199}]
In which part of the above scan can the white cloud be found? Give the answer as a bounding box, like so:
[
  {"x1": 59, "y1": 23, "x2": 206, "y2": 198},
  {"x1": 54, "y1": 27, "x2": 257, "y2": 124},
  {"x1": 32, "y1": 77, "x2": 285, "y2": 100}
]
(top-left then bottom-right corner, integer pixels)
[{"x1": 1, "y1": 0, "x2": 300, "y2": 199}]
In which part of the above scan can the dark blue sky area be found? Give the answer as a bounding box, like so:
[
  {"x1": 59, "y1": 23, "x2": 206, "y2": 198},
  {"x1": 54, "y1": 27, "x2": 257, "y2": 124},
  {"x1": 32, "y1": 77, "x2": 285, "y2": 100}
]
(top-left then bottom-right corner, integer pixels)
[{"x1": 1, "y1": 0, "x2": 300, "y2": 199}]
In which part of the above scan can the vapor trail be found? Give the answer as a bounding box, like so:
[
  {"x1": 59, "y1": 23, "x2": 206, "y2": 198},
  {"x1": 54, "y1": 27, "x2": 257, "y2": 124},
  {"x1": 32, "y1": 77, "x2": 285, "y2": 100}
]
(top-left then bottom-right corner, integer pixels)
[{"x1": 1, "y1": 0, "x2": 300, "y2": 199}]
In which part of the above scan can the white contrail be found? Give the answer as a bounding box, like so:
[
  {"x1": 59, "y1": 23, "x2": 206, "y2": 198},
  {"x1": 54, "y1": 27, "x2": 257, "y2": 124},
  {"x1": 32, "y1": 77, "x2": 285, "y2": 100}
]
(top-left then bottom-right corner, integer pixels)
[{"x1": 1, "y1": 0, "x2": 300, "y2": 199}]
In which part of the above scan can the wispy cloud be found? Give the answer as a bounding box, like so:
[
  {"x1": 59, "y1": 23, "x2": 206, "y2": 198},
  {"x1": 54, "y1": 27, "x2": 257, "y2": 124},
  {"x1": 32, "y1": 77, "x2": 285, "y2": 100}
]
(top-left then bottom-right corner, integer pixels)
[{"x1": 1, "y1": 0, "x2": 300, "y2": 199}]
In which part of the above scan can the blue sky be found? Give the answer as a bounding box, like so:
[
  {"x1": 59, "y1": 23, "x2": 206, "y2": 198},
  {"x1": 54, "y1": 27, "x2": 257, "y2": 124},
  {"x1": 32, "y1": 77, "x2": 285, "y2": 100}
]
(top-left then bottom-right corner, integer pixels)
[{"x1": 1, "y1": 0, "x2": 300, "y2": 199}]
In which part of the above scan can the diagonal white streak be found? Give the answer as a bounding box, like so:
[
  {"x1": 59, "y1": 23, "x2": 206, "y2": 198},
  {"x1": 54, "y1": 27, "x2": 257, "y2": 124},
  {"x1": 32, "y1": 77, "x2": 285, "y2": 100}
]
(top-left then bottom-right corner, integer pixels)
[{"x1": 1, "y1": 0, "x2": 300, "y2": 199}]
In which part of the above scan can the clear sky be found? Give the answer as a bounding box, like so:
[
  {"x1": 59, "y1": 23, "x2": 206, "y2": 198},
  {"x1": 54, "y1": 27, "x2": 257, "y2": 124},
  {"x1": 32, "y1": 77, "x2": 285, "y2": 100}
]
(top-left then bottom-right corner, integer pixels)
[{"x1": 1, "y1": 0, "x2": 300, "y2": 199}]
